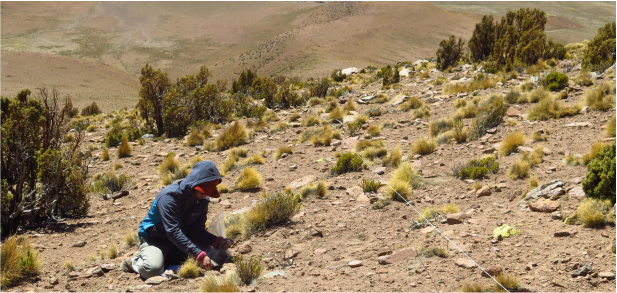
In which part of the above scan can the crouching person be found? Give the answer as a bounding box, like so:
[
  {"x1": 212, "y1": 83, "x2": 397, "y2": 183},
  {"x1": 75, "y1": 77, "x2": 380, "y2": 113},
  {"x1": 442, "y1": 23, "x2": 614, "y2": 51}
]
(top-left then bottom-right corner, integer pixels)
[{"x1": 121, "y1": 161, "x2": 234, "y2": 278}]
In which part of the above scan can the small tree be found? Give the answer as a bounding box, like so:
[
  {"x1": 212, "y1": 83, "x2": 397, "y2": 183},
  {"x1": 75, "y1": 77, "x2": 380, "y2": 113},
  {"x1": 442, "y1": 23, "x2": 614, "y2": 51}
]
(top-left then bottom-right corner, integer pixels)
[
  {"x1": 231, "y1": 69, "x2": 257, "y2": 94},
  {"x1": 436, "y1": 36, "x2": 465, "y2": 71},
  {"x1": 582, "y1": 22, "x2": 616, "y2": 72},
  {"x1": 138, "y1": 64, "x2": 170, "y2": 136},
  {"x1": 582, "y1": 143, "x2": 616, "y2": 205},
  {"x1": 1, "y1": 89, "x2": 90, "y2": 238},
  {"x1": 468, "y1": 15, "x2": 495, "y2": 63}
]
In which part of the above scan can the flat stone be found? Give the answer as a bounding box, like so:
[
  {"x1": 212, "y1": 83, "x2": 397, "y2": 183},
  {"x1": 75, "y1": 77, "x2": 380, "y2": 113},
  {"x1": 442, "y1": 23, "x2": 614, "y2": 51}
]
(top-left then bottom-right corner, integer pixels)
[
  {"x1": 69, "y1": 271, "x2": 81, "y2": 278},
  {"x1": 145, "y1": 276, "x2": 168, "y2": 285},
  {"x1": 568, "y1": 186, "x2": 586, "y2": 200},
  {"x1": 448, "y1": 242, "x2": 470, "y2": 252},
  {"x1": 481, "y1": 265, "x2": 503, "y2": 277},
  {"x1": 378, "y1": 248, "x2": 417, "y2": 265},
  {"x1": 111, "y1": 190, "x2": 129, "y2": 200},
  {"x1": 571, "y1": 262, "x2": 593, "y2": 277},
  {"x1": 133, "y1": 284, "x2": 152, "y2": 290},
  {"x1": 455, "y1": 258, "x2": 475, "y2": 269},
  {"x1": 554, "y1": 230, "x2": 574, "y2": 237},
  {"x1": 87, "y1": 267, "x2": 104, "y2": 277},
  {"x1": 348, "y1": 260, "x2": 363, "y2": 268},
  {"x1": 476, "y1": 186, "x2": 491, "y2": 197},
  {"x1": 71, "y1": 241, "x2": 87, "y2": 247},
  {"x1": 100, "y1": 263, "x2": 116, "y2": 271},
  {"x1": 419, "y1": 226, "x2": 435, "y2": 234},
  {"x1": 374, "y1": 167, "x2": 386, "y2": 175},
  {"x1": 523, "y1": 180, "x2": 565, "y2": 201},
  {"x1": 506, "y1": 107, "x2": 521, "y2": 117},
  {"x1": 565, "y1": 122, "x2": 591, "y2": 127},
  {"x1": 599, "y1": 272, "x2": 616, "y2": 280},
  {"x1": 238, "y1": 244, "x2": 252, "y2": 254},
  {"x1": 445, "y1": 212, "x2": 468, "y2": 224},
  {"x1": 529, "y1": 200, "x2": 560, "y2": 213},
  {"x1": 289, "y1": 176, "x2": 317, "y2": 189},
  {"x1": 314, "y1": 248, "x2": 327, "y2": 255}
]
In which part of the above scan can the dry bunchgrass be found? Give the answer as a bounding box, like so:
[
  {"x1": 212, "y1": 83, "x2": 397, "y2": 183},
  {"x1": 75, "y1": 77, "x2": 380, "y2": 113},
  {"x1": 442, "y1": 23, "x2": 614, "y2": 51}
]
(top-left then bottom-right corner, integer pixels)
[
  {"x1": 411, "y1": 137, "x2": 436, "y2": 155},
  {"x1": 208, "y1": 121, "x2": 248, "y2": 151},
  {"x1": 531, "y1": 130, "x2": 547, "y2": 141},
  {"x1": 307, "y1": 97, "x2": 325, "y2": 107},
  {"x1": 299, "y1": 180, "x2": 327, "y2": 199},
  {"x1": 186, "y1": 128, "x2": 205, "y2": 146},
  {"x1": 385, "y1": 179, "x2": 412, "y2": 201},
  {"x1": 343, "y1": 98, "x2": 357, "y2": 111},
  {"x1": 64, "y1": 260, "x2": 75, "y2": 272},
  {"x1": 228, "y1": 192, "x2": 300, "y2": 239},
  {"x1": 101, "y1": 148, "x2": 110, "y2": 161},
  {"x1": 373, "y1": 93, "x2": 389, "y2": 104},
  {"x1": 199, "y1": 273, "x2": 239, "y2": 292},
  {"x1": 273, "y1": 145, "x2": 293, "y2": 160},
  {"x1": 413, "y1": 105, "x2": 431, "y2": 118},
  {"x1": 523, "y1": 87, "x2": 549, "y2": 103},
  {"x1": 450, "y1": 120, "x2": 468, "y2": 143},
  {"x1": 302, "y1": 114, "x2": 321, "y2": 127},
  {"x1": 584, "y1": 82, "x2": 615, "y2": 111},
  {"x1": 328, "y1": 106, "x2": 344, "y2": 122},
  {"x1": 117, "y1": 135, "x2": 132, "y2": 158},
  {"x1": 399, "y1": 97, "x2": 423, "y2": 112},
  {"x1": 251, "y1": 120, "x2": 269, "y2": 132},
  {"x1": 354, "y1": 114, "x2": 368, "y2": 124},
  {"x1": 582, "y1": 141, "x2": 605, "y2": 164},
  {"x1": 472, "y1": 182, "x2": 483, "y2": 190},
  {"x1": 574, "y1": 69, "x2": 594, "y2": 86},
  {"x1": 529, "y1": 176, "x2": 539, "y2": 189},
  {"x1": 391, "y1": 161, "x2": 423, "y2": 189},
  {"x1": 499, "y1": 131, "x2": 525, "y2": 156},
  {"x1": 564, "y1": 153, "x2": 584, "y2": 166},
  {"x1": 607, "y1": 114, "x2": 616, "y2": 137},
  {"x1": 509, "y1": 159, "x2": 530, "y2": 179},
  {"x1": 261, "y1": 110, "x2": 280, "y2": 122},
  {"x1": 367, "y1": 124, "x2": 382, "y2": 136},
  {"x1": 355, "y1": 139, "x2": 387, "y2": 161},
  {"x1": 419, "y1": 203, "x2": 459, "y2": 221},
  {"x1": 1, "y1": 236, "x2": 41, "y2": 289},
  {"x1": 578, "y1": 198, "x2": 615, "y2": 227},
  {"x1": 299, "y1": 125, "x2": 339, "y2": 146},
  {"x1": 159, "y1": 153, "x2": 180, "y2": 174},
  {"x1": 382, "y1": 146, "x2": 402, "y2": 167},
  {"x1": 107, "y1": 244, "x2": 118, "y2": 259},
  {"x1": 222, "y1": 155, "x2": 239, "y2": 176},
  {"x1": 453, "y1": 98, "x2": 467, "y2": 108},
  {"x1": 239, "y1": 155, "x2": 265, "y2": 166},
  {"x1": 288, "y1": 113, "x2": 301, "y2": 122},
  {"x1": 436, "y1": 131, "x2": 452, "y2": 145},
  {"x1": 235, "y1": 167, "x2": 262, "y2": 191},
  {"x1": 113, "y1": 162, "x2": 123, "y2": 170},
  {"x1": 428, "y1": 118, "x2": 453, "y2": 137},
  {"x1": 125, "y1": 231, "x2": 139, "y2": 246},
  {"x1": 509, "y1": 146, "x2": 544, "y2": 179},
  {"x1": 460, "y1": 273, "x2": 520, "y2": 292},
  {"x1": 178, "y1": 258, "x2": 201, "y2": 278},
  {"x1": 271, "y1": 122, "x2": 289, "y2": 133},
  {"x1": 527, "y1": 97, "x2": 581, "y2": 121},
  {"x1": 217, "y1": 183, "x2": 229, "y2": 193},
  {"x1": 442, "y1": 78, "x2": 496, "y2": 95}
]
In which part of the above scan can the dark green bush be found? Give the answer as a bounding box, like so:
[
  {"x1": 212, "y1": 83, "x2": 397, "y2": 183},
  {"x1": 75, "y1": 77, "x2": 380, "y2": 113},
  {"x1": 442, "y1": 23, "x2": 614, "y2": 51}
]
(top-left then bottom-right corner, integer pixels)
[
  {"x1": 1, "y1": 89, "x2": 89, "y2": 237},
  {"x1": 542, "y1": 72, "x2": 569, "y2": 91},
  {"x1": 81, "y1": 102, "x2": 101, "y2": 116},
  {"x1": 67, "y1": 107, "x2": 79, "y2": 118},
  {"x1": 308, "y1": 77, "x2": 330, "y2": 98},
  {"x1": 436, "y1": 35, "x2": 465, "y2": 71},
  {"x1": 452, "y1": 156, "x2": 499, "y2": 179},
  {"x1": 231, "y1": 69, "x2": 257, "y2": 94},
  {"x1": 582, "y1": 143, "x2": 616, "y2": 205},
  {"x1": 331, "y1": 153, "x2": 363, "y2": 175},
  {"x1": 105, "y1": 124, "x2": 124, "y2": 148},
  {"x1": 381, "y1": 65, "x2": 400, "y2": 87},
  {"x1": 331, "y1": 69, "x2": 346, "y2": 82},
  {"x1": 582, "y1": 22, "x2": 616, "y2": 72},
  {"x1": 92, "y1": 172, "x2": 131, "y2": 195}
]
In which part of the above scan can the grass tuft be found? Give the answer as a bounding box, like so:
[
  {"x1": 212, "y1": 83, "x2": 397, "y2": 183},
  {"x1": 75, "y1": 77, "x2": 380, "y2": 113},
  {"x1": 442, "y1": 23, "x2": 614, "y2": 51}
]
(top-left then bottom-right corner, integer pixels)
[
  {"x1": 385, "y1": 179, "x2": 412, "y2": 201},
  {"x1": 527, "y1": 97, "x2": 581, "y2": 121},
  {"x1": 1, "y1": 236, "x2": 41, "y2": 289},
  {"x1": 366, "y1": 124, "x2": 382, "y2": 137},
  {"x1": 199, "y1": 273, "x2": 239, "y2": 292},
  {"x1": 606, "y1": 114, "x2": 616, "y2": 137},
  {"x1": 584, "y1": 82, "x2": 615, "y2": 111},
  {"x1": 582, "y1": 141, "x2": 605, "y2": 164},
  {"x1": 234, "y1": 167, "x2": 262, "y2": 191},
  {"x1": 273, "y1": 145, "x2": 293, "y2": 160},
  {"x1": 178, "y1": 257, "x2": 201, "y2": 278},
  {"x1": 499, "y1": 131, "x2": 525, "y2": 156},
  {"x1": 299, "y1": 180, "x2": 327, "y2": 199},
  {"x1": 428, "y1": 118, "x2": 453, "y2": 137},
  {"x1": 117, "y1": 135, "x2": 132, "y2": 158},
  {"x1": 418, "y1": 247, "x2": 448, "y2": 258},
  {"x1": 125, "y1": 231, "x2": 139, "y2": 246},
  {"x1": 411, "y1": 137, "x2": 436, "y2": 155},
  {"x1": 209, "y1": 121, "x2": 248, "y2": 151},
  {"x1": 107, "y1": 244, "x2": 118, "y2": 259},
  {"x1": 382, "y1": 146, "x2": 402, "y2": 167},
  {"x1": 302, "y1": 115, "x2": 321, "y2": 127},
  {"x1": 399, "y1": 97, "x2": 423, "y2": 112},
  {"x1": 578, "y1": 198, "x2": 614, "y2": 227},
  {"x1": 233, "y1": 255, "x2": 263, "y2": 285}
]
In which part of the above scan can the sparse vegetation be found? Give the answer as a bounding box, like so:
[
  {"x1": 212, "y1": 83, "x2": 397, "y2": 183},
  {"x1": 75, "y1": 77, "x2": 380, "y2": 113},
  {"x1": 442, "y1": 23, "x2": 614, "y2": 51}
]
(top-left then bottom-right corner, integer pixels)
[
  {"x1": 273, "y1": 145, "x2": 293, "y2": 160},
  {"x1": 607, "y1": 114, "x2": 616, "y2": 137},
  {"x1": 81, "y1": 102, "x2": 102, "y2": 116},
  {"x1": 499, "y1": 131, "x2": 525, "y2": 156},
  {"x1": 526, "y1": 97, "x2": 581, "y2": 121},
  {"x1": 452, "y1": 156, "x2": 499, "y2": 179},
  {"x1": 509, "y1": 146, "x2": 545, "y2": 179},
  {"x1": 411, "y1": 137, "x2": 436, "y2": 155},
  {"x1": 573, "y1": 69, "x2": 594, "y2": 86},
  {"x1": 1, "y1": 236, "x2": 41, "y2": 289},
  {"x1": 125, "y1": 231, "x2": 139, "y2": 246},
  {"x1": 381, "y1": 146, "x2": 402, "y2": 167},
  {"x1": 366, "y1": 124, "x2": 381, "y2": 136},
  {"x1": 359, "y1": 178, "x2": 381, "y2": 193},
  {"x1": 178, "y1": 258, "x2": 201, "y2": 278},
  {"x1": 199, "y1": 273, "x2": 239, "y2": 292},
  {"x1": 101, "y1": 148, "x2": 110, "y2": 161},
  {"x1": 577, "y1": 198, "x2": 615, "y2": 227},
  {"x1": 233, "y1": 255, "x2": 263, "y2": 285},
  {"x1": 399, "y1": 97, "x2": 423, "y2": 112},
  {"x1": 92, "y1": 172, "x2": 131, "y2": 194},
  {"x1": 367, "y1": 107, "x2": 382, "y2": 117},
  {"x1": 584, "y1": 82, "x2": 615, "y2": 111},
  {"x1": 331, "y1": 153, "x2": 363, "y2": 175},
  {"x1": 302, "y1": 114, "x2": 321, "y2": 127},
  {"x1": 299, "y1": 180, "x2": 327, "y2": 199},
  {"x1": 117, "y1": 135, "x2": 132, "y2": 158},
  {"x1": 418, "y1": 247, "x2": 448, "y2": 258},
  {"x1": 428, "y1": 118, "x2": 453, "y2": 137},
  {"x1": 228, "y1": 192, "x2": 300, "y2": 239},
  {"x1": 460, "y1": 273, "x2": 521, "y2": 292},
  {"x1": 206, "y1": 121, "x2": 248, "y2": 151},
  {"x1": 107, "y1": 244, "x2": 118, "y2": 259},
  {"x1": 582, "y1": 143, "x2": 615, "y2": 205},
  {"x1": 235, "y1": 167, "x2": 262, "y2": 191}
]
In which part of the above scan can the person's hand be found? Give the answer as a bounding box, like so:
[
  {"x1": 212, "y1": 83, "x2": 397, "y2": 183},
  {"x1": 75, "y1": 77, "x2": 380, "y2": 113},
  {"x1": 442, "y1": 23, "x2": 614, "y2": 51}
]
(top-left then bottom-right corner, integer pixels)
[{"x1": 198, "y1": 255, "x2": 213, "y2": 270}]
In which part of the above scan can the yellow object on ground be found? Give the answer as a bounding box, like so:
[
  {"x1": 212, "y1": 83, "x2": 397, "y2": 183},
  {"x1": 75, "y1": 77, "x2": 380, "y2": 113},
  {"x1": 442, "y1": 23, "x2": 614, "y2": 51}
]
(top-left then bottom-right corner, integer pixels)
[{"x1": 493, "y1": 224, "x2": 520, "y2": 238}]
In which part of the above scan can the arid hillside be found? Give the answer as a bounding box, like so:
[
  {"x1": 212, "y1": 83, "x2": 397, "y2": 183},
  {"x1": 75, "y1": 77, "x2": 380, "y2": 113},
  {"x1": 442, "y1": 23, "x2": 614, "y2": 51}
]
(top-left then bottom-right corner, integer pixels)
[{"x1": 2, "y1": 1, "x2": 615, "y2": 110}]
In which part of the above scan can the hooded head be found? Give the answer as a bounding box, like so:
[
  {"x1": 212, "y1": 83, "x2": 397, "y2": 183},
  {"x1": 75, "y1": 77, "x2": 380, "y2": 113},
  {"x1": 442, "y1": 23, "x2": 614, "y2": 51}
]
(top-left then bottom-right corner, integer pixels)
[{"x1": 179, "y1": 160, "x2": 222, "y2": 198}]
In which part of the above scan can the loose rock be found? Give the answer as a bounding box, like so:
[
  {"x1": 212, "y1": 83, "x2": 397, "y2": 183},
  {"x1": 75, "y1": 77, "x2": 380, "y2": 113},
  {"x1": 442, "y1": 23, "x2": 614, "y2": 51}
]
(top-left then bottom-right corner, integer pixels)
[{"x1": 145, "y1": 276, "x2": 168, "y2": 285}]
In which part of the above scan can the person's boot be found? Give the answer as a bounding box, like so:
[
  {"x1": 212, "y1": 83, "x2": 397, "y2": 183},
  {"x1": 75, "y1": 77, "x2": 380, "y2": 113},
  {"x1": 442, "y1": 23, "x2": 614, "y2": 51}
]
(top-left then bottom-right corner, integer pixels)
[{"x1": 120, "y1": 256, "x2": 136, "y2": 273}]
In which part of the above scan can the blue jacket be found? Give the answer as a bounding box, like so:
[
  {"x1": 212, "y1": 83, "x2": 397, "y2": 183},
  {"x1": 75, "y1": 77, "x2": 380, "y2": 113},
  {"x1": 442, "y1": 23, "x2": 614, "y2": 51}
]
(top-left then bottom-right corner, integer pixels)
[{"x1": 138, "y1": 160, "x2": 222, "y2": 258}]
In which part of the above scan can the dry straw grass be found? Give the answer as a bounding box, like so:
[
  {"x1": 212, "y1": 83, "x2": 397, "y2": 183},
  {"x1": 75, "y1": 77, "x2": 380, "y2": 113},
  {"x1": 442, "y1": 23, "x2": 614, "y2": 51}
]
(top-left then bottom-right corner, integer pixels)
[
  {"x1": 1, "y1": 236, "x2": 41, "y2": 289},
  {"x1": 234, "y1": 167, "x2": 262, "y2": 191},
  {"x1": 288, "y1": 113, "x2": 301, "y2": 122},
  {"x1": 578, "y1": 198, "x2": 615, "y2": 227},
  {"x1": 101, "y1": 148, "x2": 110, "y2": 161},
  {"x1": 442, "y1": 78, "x2": 496, "y2": 95},
  {"x1": 509, "y1": 146, "x2": 544, "y2": 179},
  {"x1": 607, "y1": 114, "x2": 616, "y2": 137},
  {"x1": 199, "y1": 273, "x2": 239, "y2": 292},
  {"x1": 399, "y1": 96, "x2": 423, "y2": 112},
  {"x1": 428, "y1": 118, "x2": 453, "y2": 137},
  {"x1": 526, "y1": 97, "x2": 581, "y2": 121},
  {"x1": 328, "y1": 105, "x2": 344, "y2": 122},
  {"x1": 499, "y1": 131, "x2": 525, "y2": 156},
  {"x1": 227, "y1": 192, "x2": 300, "y2": 239},
  {"x1": 302, "y1": 114, "x2": 321, "y2": 126},
  {"x1": 125, "y1": 231, "x2": 139, "y2": 246},
  {"x1": 117, "y1": 135, "x2": 132, "y2": 158},
  {"x1": 178, "y1": 258, "x2": 201, "y2": 278},
  {"x1": 582, "y1": 141, "x2": 605, "y2": 164},
  {"x1": 343, "y1": 98, "x2": 357, "y2": 111},
  {"x1": 412, "y1": 137, "x2": 436, "y2": 155},
  {"x1": 584, "y1": 82, "x2": 615, "y2": 111},
  {"x1": 382, "y1": 146, "x2": 402, "y2": 167},
  {"x1": 366, "y1": 124, "x2": 382, "y2": 136},
  {"x1": 273, "y1": 145, "x2": 293, "y2": 160},
  {"x1": 208, "y1": 121, "x2": 248, "y2": 151},
  {"x1": 299, "y1": 180, "x2": 327, "y2": 199}
]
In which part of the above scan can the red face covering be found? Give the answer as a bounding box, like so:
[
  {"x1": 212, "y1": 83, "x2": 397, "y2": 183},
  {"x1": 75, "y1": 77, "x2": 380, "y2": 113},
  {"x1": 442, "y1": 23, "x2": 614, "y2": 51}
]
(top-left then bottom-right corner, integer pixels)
[{"x1": 194, "y1": 180, "x2": 221, "y2": 198}]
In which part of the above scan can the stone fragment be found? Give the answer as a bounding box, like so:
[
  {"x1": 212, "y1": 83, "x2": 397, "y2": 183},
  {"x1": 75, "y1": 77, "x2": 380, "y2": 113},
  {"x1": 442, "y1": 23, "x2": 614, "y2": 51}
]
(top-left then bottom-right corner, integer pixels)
[
  {"x1": 419, "y1": 226, "x2": 435, "y2": 234},
  {"x1": 554, "y1": 230, "x2": 574, "y2": 237},
  {"x1": 289, "y1": 164, "x2": 298, "y2": 171},
  {"x1": 568, "y1": 186, "x2": 586, "y2": 200},
  {"x1": 238, "y1": 245, "x2": 252, "y2": 254},
  {"x1": 455, "y1": 258, "x2": 475, "y2": 269},
  {"x1": 476, "y1": 186, "x2": 491, "y2": 197},
  {"x1": 111, "y1": 190, "x2": 129, "y2": 200},
  {"x1": 348, "y1": 260, "x2": 362, "y2": 268},
  {"x1": 72, "y1": 241, "x2": 87, "y2": 247},
  {"x1": 529, "y1": 200, "x2": 560, "y2": 213},
  {"x1": 314, "y1": 248, "x2": 327, "y2": 255},
  {"x1": 378, "y1": 248, "x2": 417, "y2": 265},
  {"x1": 565, "y1": 122, "x2": 591, "y2": 127},
  {"x1": 289, "y1": 176, "x2": 316, "y2": 189},
  {"x1": 87, "y1": 267, "x2": 104, "y2": 277},
  {"x1": 481, "y1": 265, "x2": 503, "y2": 277},
  {"x1": 69, "y1": 271, "x2": 80, "y2": 278},
  {"x1": 506, "y1": 107, "x2": 521, "y2": 117},
  {"x1": 571, "y1": 262, "x2": 593, "y2": 277},
  {"x1": 100, "y1": 264, "x2": 116, "y2": 271},
  {"x1": 145, "y1": 276, "x2": 168, "y2": 285},
  {"x1": 523, "y1": 180, "x2": 565, "y2": 201},
  {"x1": 374, "y1": 167, "x2": 386, "y2": 175},
  {"x1": 599, "y1": 272, "x2": 616, "y2": 280},
  {"x1": 50, "y1": 277, "x2": 59, "y2": 285},
  {"x1": 445, "y1": 212, "x2": 468, "y2": 224}
]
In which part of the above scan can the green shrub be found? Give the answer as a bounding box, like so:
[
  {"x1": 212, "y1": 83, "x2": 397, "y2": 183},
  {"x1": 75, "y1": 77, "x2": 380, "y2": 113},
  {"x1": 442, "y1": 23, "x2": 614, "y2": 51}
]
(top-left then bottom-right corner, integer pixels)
[
  {"x1": 452, "y1": 156, "x2": 499, "y2": 179},
  {"x1": 542, "y1": 72, "x2": 568, "y2": 91},
  {"x1": 308, "y1": 77, "x2": 330, "y2": 98},
  {"x1": 67, "y1": 107, "x2": 79, "y2": 118},
  {"x1": 92, "y1": 172, "x2": 131, "y2": 195},
  {"x1": 331, "y1": 69, "x2": 346, "y2": 82},
  {"x1": 1, "y1": 236, "x2": 41, "y2": 289},
  {"x1": 346, "y1": 121, "x2": 362, "y2": 136},
  {"x1": 582, "y1": 22, "x2": 616, "y2": 72},
  {"x1": 436, "y1": 35, "x2": 465, "y2": 71},
  {"x1": 582, "y1": 143, "x2": 615, "y2": 205},
  {"x1": 469, "y1": 95, "x2": 507, "y2": 139},
  {"x1": 331, "y1": 153, "x2": 363, "y2": 175},
  {"x1": 359, "y1": 178, "x2": 381, "y2": 193},
  {"x1": 232, "y1": 255, "x2": 263, "y2": 285},
  {"x1": 81, "y1": 102, "x2": 102, "y2": 116},
  {"x1": 105, "y1": 124, "x2": 124, "y2": 148}
]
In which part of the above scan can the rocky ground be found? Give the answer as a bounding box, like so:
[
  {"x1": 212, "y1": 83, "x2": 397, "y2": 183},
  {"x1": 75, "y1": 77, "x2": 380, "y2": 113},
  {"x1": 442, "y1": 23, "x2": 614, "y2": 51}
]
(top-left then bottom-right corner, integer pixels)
[{"x1": 6, "y1": 59, "x2": 616, "y2": 292}]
